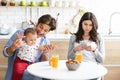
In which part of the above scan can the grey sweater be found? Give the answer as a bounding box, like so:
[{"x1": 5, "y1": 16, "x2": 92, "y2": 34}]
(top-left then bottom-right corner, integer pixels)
[{"x1": 68, "y1": 34, "x2": 105, "y2": 63}]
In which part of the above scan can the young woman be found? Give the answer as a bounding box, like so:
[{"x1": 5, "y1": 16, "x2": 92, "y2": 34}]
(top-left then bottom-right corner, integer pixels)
[{"x1": 68, "y1": 12, "x2": 105, "y2": 80}]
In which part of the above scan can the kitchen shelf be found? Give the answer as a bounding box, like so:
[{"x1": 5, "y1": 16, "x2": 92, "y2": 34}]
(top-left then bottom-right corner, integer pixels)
[
  {"x1": 0, "y1": 6, "x2": 80, "y2": 8},
  {"x1": 0, "y1": 6, "x2": 48, "y2": 7}
]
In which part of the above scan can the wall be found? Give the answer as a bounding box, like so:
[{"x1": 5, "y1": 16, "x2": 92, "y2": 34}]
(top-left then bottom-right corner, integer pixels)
[
  {"x1": 0, "y1": 7, "x2": 81, "y2": 35},
  {"x1": 0, "y1": 0, "x2": 82, "y2": 35},
  {"x1": 78, "y1": 0, "x2": 120, "y2": 35},
  {"x1": 0, "y1": 0, "x2": 120, "y2": 37}
]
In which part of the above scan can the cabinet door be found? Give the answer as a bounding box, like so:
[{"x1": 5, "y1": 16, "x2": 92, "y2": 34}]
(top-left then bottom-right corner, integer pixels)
[{"x1": 50, "y1": 40, "x2": 69, "y2": 60}]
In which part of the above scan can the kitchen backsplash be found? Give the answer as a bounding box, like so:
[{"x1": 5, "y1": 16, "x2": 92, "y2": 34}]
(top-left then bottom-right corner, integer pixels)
[
  {"x1": 0, "y1": 6, "x2": 82, "y2": 35},
  {"x1": 1, "y1": 0, "x2": 120, "y2": 37}
]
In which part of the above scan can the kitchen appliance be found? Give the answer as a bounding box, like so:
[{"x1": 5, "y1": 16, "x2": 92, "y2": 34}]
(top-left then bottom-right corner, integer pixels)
[{"x1": 0, "y1": 24, "x2": 10, "y2": 35}]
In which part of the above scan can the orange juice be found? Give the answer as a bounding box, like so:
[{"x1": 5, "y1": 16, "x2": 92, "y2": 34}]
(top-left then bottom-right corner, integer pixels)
[
  {"x1": 51, "y1": 55, "x2": 59, "y2": 68},
  {"x1": 75, "y1": 53, "x2": 82, "y2": 63}
]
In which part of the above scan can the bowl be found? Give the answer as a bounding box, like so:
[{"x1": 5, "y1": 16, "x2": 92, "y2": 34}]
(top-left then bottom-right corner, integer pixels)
[{"x1": 66, "y1": 59, "x2": 80, "y2": 71}]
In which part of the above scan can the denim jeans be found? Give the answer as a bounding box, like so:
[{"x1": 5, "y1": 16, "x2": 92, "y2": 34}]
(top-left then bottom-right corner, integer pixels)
[
  {"x1": 42, "y1": 78, "x2": 50, "y2": 80},
  {"x1": 22, "y1": 70, "x2": 50, "y2": 80}
]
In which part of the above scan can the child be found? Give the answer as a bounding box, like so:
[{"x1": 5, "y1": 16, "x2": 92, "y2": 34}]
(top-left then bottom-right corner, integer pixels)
[{"x1": 12, "y1": 28, "x2": 46, "y2": 80}]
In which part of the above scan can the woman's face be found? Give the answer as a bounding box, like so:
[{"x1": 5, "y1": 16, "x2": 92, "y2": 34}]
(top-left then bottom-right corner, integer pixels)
[
  {"x1": 35, "y1": 23, "x2": 50, "y2": 38},
  {"x1": 82, "y1": 20, "x2": 93, "y2": 34}
]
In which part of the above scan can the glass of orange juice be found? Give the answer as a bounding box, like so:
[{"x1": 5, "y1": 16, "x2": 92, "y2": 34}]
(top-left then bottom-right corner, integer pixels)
[
  {"x1": 75, "y1": 53, "x2": 82, "y2": 63},
  {"x1": 50, "y1": 55, "x2": 59, "y2": 68}
]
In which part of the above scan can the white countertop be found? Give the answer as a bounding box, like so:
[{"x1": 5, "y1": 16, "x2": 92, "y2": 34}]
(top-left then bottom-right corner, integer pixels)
[{"x1": 1, "y1": 34, "x2": 120, "y2": 40}]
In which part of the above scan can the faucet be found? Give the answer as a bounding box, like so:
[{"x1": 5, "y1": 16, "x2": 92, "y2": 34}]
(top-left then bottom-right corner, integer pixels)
[{"x1": 109, "y1": 12, "x2": 120, "y2": 35}]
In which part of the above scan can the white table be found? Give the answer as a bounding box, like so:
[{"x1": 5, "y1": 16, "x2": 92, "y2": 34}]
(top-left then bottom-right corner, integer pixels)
[{"x1": 27, "y1": 60, "x2": 107, "y2": 80}]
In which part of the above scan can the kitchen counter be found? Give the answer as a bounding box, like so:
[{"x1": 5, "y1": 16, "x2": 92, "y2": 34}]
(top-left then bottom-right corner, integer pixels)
[
  {"x1": 0, "y1": 34, "x2": 12, "y2": 40},
  {"x1": 1, "y1": 34, "x2": 120, "y2": 40},
  {"x1": 0, "y1": 34, "x2": 71, "y2": 40}
]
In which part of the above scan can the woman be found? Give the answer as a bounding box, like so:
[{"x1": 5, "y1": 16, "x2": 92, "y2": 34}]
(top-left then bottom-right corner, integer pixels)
[
  {"x1": 68, "y1": 12, "x2": 105, "y2": 80},
  {"x1": 3, "y1": 14, "x2": 56, "y2": 80}
]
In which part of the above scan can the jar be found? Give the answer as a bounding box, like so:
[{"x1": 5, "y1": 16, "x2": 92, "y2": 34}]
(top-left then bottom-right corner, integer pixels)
[
  {"x1": 9, "y1": 0, "x2": 15, "y2": 6},
  {"x1": 1, "y1": 0, "x2": 7, "y2": 6}
]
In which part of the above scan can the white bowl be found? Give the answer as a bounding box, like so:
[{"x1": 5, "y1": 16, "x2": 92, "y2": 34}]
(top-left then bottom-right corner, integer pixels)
[{"x1": 66, "y1": 62, "x2": 80, "y2": 71}]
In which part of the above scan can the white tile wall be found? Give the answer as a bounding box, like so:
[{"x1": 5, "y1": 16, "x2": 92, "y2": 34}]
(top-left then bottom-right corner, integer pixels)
[
  {"x1": 0, "y1": 6, "x2": 80, "y2": 35},
  {"x1": 1, "y1": 0, "x2": 119, "y2": 37}
]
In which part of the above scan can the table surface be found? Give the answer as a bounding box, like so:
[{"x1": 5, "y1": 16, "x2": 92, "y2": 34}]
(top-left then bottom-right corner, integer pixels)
[{"x1": 27, "y1": 60, "x2": 107, "y2": 80}]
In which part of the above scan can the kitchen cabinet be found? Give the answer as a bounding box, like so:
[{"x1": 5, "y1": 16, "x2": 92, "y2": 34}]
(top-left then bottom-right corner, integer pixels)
[
  {"x1": 50, "y1": 40, "x2": 69, "y2": 60},
  {"x1": 104, "y1": 40, "x2": 120, "y2": 80},
  {"x1": 104, "y1": 40, "x2": 120, "y2": 64},
  {"x1": 0, "y1": 39, "x2": 8, "y2": 80},
  {"x1": 0, "y1": 39, "x2": 8, "y2": 65}
]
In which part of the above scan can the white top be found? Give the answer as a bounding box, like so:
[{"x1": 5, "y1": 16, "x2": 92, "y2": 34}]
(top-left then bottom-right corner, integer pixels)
[
  {"x1": 74, "y1": 40, "x2": 97, "y2": 62},
  {"x1": 27, "y1": 60, "x2": 107, "y2": 80},
  {"x1": 17, "y1": 38, "x2": 41, "y2": 62}
]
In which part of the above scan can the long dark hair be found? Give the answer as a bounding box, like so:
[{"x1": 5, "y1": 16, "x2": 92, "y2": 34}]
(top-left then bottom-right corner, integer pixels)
[{"x1": 75, "y1": 12, "x2": 99, "y2": 44}]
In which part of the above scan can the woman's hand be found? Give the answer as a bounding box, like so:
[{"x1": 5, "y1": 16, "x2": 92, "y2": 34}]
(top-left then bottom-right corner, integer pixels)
[
  {"x1": 84, "y1": 45, "x2": 96, "y2": 52},
  {"x1": 73, "y1": 45, "x2": 84, "y2": 52}
]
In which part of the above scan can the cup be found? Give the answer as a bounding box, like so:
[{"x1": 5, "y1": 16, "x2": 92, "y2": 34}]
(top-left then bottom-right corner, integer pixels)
[
  {"x1": 75, "y1": 53, "x2": 82, "y2": 63},
  {"x1": 50, "y1": 55, "x2": 59, "y2": 68}
]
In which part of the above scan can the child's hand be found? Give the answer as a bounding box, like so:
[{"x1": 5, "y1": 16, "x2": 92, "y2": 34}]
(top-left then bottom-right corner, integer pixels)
[{"x1": 43, "y1": 43, "x2": 57, "y2": 53}]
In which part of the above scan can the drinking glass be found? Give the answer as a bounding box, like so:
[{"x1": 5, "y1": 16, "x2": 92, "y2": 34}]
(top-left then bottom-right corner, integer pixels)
[
  {"x1": 50, "y1": 55, "x2": 59, "y2": 68},
  {"x1": 75, "y1": 53, "x2": 82, "y2": 63}
]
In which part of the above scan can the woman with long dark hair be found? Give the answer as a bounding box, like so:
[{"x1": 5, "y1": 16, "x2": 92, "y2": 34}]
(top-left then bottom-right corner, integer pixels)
[{"x1": 68, "y1": 12, "x2": 105, "y2": 80}]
